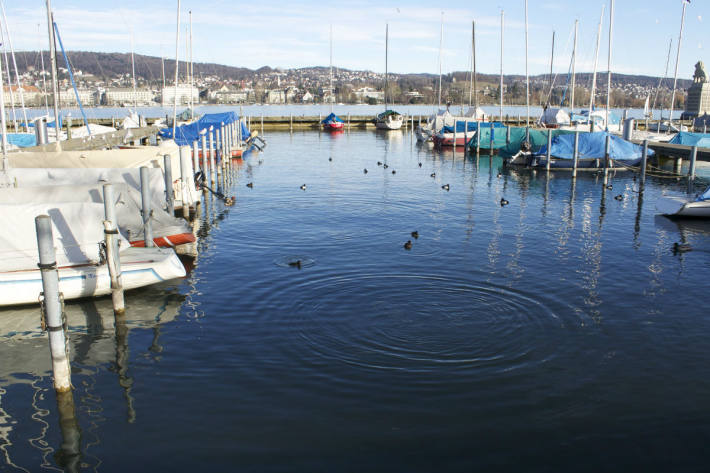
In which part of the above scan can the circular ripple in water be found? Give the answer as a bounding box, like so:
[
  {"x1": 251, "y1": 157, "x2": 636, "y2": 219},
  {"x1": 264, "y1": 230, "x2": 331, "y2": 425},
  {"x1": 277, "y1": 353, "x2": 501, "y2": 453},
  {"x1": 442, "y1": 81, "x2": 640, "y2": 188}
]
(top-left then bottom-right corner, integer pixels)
[{"x1": 244, "y1": 270, "x2": 571, "y2": 384}]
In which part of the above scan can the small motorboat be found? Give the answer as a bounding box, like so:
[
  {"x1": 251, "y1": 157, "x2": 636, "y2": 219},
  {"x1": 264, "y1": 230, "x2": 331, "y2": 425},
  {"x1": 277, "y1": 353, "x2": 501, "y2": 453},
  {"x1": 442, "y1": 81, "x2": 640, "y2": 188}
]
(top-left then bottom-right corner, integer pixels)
[
  {"x1": 656, "y1": 186, "x2": 710, "y2": 218},
  {"x1": 321, "y1": 112, "x2": 344, "y2": 131}
]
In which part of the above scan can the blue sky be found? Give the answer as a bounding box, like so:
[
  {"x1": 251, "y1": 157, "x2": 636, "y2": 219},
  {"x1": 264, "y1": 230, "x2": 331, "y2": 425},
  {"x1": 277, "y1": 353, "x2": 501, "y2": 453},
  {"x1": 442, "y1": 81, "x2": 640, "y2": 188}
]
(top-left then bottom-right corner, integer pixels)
[{"x1": 6, "y1": 0, "x2": 709, "y2": 78}]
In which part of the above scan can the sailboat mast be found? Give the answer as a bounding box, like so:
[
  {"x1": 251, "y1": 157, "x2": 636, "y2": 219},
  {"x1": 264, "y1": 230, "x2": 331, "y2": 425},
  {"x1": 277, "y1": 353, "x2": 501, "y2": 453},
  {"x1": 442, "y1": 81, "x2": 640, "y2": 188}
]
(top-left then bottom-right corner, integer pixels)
[
  {"x1": 500, "y1": 9, "x2": 504, "y2": 121},
  {"x1": 0, "y1": 32, "x2": 17, "y2": 133},
  {"x1": 570, "y1": 20, "x2": 577, "y2": 113},
  {"x1": 437, "y1": 12, "x2": 443, "y2": 110},
  {"x1": 0, "y1": 1, "x2": 28, "y2": 129},
  {"x1": 605, "y1": 0, "x2": 614, "y2": 131},
  {"x1": 384, "y1": 23, "x2": 388, "y2": 110},
  {"x1": 46, "y1": 0, "x2": 60, "y2": 144},
  {"x1": 130, "y1": 29, "x2": 137, "y2": 111},
  {"x1": 589, "y1": 6, "x2": 604, "y2": 126},
  {"x1": 0, "y1": 38, "x2": 8, "y2": 172},
  {"x1": 330, "y1": 24, "x2": 333, "y2": 113},
  {"x1": 172, "y1": 0, "x2": 180, "y2": 141},
  {"x1": 652, "y1": 38, "x2": 672, "y2": 120},
  {"x1": 472, "y1": 20, "x2": 477, "y2": 110},
  {"x1": 524, "y1": 0, "x2": 529, "y2": 127},
  {"x1": 189, "y1": 11, "x2": 193, "y2": 112},
  {"x1": 38, "y1": 23, "x2": 49, "y2": 114},
  {"x1": 548, "y1": 30, "x2": 555, "y2": 106},
  {"x1": 669, "y1": 0, "x2": 688, "y2": 132}
]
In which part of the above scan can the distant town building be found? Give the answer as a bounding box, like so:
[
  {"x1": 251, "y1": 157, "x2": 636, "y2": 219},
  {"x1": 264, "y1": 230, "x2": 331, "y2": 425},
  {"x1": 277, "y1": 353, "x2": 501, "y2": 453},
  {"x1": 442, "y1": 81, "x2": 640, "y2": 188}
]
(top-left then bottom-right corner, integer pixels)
[
  {"x1": 212, "y1": 85, "x2": 250, "y2": 103},
  {"x1": 301, "y1": 91, "x2": 314, "y2": 103},
  {"x1": 264, "y1": 89, "x2": 285, "y2": 104},
  {"x1": 161, "y1": 85, "x2": 199, "y2": 106},
  {"x1": 353, "y1": 87, "x2": 384, "y2": 102},
  {"x1": 58, "y1": 88, "x2": 98, "y2": 106},
  {"x1": 2, "y1": 85, "x2": 42, "y2": 107},
  {"x1": 683, "y1": 61, "x2": 710, "y2": 119},
  {"x1": 105, "y1": 87, "x2": 155, "y2": 106}
]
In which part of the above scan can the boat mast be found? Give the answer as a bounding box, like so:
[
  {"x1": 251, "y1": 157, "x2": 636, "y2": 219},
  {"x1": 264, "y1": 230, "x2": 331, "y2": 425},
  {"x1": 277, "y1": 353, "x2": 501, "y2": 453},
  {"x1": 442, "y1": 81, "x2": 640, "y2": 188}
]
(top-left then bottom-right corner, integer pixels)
[
  {"x1": 46, "y1": 0, "x2": 60, "y2": 144},
  {"x1": 669, "y1": 0, "x2": 688, "y2": 132},
  {"x1": 471, "y1": 20, "x2": 477, "y2": 110},
  {"x1": 500, "y1": 9, "x2": 504, "y2": 121},
  {"x1": 172, "y1": 0, "x2": 180, "y2": 140},
  {"x1": 38, "y1": 23, "x2": 49, "y2": 115},
  {"x1": 130, "y1": 28, "x2": 137, "y2": 111},
  {"x1": 189, "y1": 11, "x2": 193, "y2": 112},
  {"x1": 330, "y1": 24, "x2": 333, "y2": 113},
  {"x1": 605, "y1": 0, "x2": 614, "y2": 131},
  {"x1": 0, "y1": 0, "x2": 28, "y2": 129},
  {"x1": 0, "y1": 25, "x2": 17, "y2": 133},
  {"x1": 570, "y1": 20, "x2": 577, "y2": 113},
  {"x1": 524, "y1": 0, "x2": 529, "y2": 127},
  {"x1": 548, "y1": 30, "x2": 555, "y2": 106},
  {"x1": 0, "y1": 36, "x2": 8, "y2": 174},
  {"x1": 652, "y1": 38, "x2": 672, "y2": 121},
  {"x1": 437, "y1": 12, "x2": 443, "y2": 110},
  {"x1": 161, "y1": 54, "x2": 166, "y2": 95},
  {"x1": 384, "y1": 22, "x2": 388, "y2": 111},
  {"x1": 589, "y1": 6, "x2": 604, "y2": 129}
]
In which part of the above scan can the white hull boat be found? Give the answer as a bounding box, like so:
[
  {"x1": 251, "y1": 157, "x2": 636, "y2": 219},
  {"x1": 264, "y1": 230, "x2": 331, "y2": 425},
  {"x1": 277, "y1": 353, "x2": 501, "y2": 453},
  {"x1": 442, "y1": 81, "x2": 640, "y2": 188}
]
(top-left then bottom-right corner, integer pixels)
[
  {"x1": 375, "y1": 112, "x2": 404, "y2": 130},
  {"x1": 0, "y1": 247, "x2": 186, "y2": 307},
  {"x1": 656, "y1": 194, "x2": 710, "y2": 218}
]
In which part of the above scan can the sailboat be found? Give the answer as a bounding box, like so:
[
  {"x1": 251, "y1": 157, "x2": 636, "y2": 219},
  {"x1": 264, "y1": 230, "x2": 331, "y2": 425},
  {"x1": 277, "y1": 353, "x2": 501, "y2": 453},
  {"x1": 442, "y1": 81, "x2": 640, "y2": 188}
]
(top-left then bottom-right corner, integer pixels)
[
  {"x1": 375, "y1": 23, "x2": 403, "y2": 130},
  {"x1": 322, "y1": 25, "x2": 344, "y2": 131}
]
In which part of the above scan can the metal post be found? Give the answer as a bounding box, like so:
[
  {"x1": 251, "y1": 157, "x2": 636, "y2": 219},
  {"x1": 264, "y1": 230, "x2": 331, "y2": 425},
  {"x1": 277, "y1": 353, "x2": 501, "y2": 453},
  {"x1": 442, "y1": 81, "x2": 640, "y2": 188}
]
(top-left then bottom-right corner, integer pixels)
[
  {"x1": 209, "y1": 128, "x2": 216, "y2": 186},
  {"x1": 164, "y1": 154, "x2": 174, "y2": 215},
  {"x1": 140, "y1": 167, "x2": 155, "y2": 247},
  {"x1": 453, "y1": 122, "x2": 457, "y2": 149},
  {"x1": 603, "y1": 133, "x2": 611, "y2": 184},
  {"x1": 35, "y1": 215, "x2": 72, "y2": 392},
  {"x1": 192, "y1": 140, "x2": 199, "y2": 177},
  {"x1": 640, "y1": 139, "x2": 648, "y2": 186},
  {"x1": 290, "y1": 113, "x2": 293, "y2": 132},
  {"x1": 464, "y1": 120, "x2": 469, "y2": 154},
  {"x1": 200, "y1": 131, "x2": 208, "y2": 189},
  {"x1": 34, "y1": 117, "x2": 48, "y2": 145},
  {"x1": 489, "y1": 126, "x2": 494, "y2": 157},
  {"x1": 179, "y1": 146, "x2": 191, "y2": 219},
  {"x1": 476, "y1": 125, "x2": 481, "y2": 155},
  {"x1": 215, "y1": 127, "x2": 222, "y2": 189},
  {"x1": 689, "y1": 145, "x2": 697, "y2": 180},
  {"x1": 546, "y1": 129, "x2": 552, "y2": 172},
  {"x1": 506, "y1": 125, "x2": 511, "y2": 144},
  {"x1": 572, "y1": 131, "x2": 579, "y2": 178},
  {"x1": 260, "y1": 114, "x2": 264, "y2": 136},
  {"x1": 102, "y1": 183, "x2": 125, "y2": 314}
]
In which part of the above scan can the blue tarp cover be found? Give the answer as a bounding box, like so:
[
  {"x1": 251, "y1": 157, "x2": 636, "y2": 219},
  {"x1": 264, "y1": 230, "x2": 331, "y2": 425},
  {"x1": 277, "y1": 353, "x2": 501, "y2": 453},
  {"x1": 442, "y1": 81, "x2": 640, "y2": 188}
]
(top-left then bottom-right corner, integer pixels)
[
  {"x1": 7, "y1": 133, "x2": 37, "y2": 148},
  {"x1": 159, "y1": 112, "x2": 249, "y2": 146},
  {"x1": 698, "y1": 185, "x2": 710, "y2": 201},
  {"x1": 535, "y1": 132, "x2": 652, "y2": 162},
  {"x1": 669, "y1": 132, "x2": 710, "y2": 148},
  {"x1": 322, "y1": 113, "x2": 344, "y2": 124},
  {"x1": 442, "y1": 121, "x2": 505, "y2": 134}
]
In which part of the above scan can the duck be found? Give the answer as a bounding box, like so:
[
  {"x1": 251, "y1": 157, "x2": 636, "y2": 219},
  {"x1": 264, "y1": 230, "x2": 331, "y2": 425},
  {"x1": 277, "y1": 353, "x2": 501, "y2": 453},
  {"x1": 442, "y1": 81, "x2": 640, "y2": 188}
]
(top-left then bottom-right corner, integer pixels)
[
  {"x1": 614, "y1": 194, "x2": 623, "y2": 201},
  {"x1": 328, "y1": 157, "x2": 332, "y2": 162},
  {"x1": 500, "y1": 198, "x2": 509, "y2": 206},
  {"x1": 224, "y1": 196, "x2": 235, "y2": 206},
  {"x1": 377, "y1": 161, "x2": 383, "y2": 166},
  {"x1": 605, "y1": 184, "x2": 613, "y2": 190},
  {"x1": 392, "y1": 170, "x2": 396, "y2": 174},
  {"x1": 442, "y1": 184, "x2": 450, "y2": 191},
  {"x1": 411, "y1": 231, "x2": 419, "y2": 239},
  {"x1": 288, "y1": 260, "x2": 302, "y2": 269},
  {"x1": 384, "y1": 164, "x2": 389, "y2": 169},
  {"x1": 403, "y1": 240, "x2": 413, "y2": 250},
  {"x1": 364, "y1": 168, "x2": 368, "y2": 174},
  {"x1": 246, "y1": 182, "x2": 253, "y2": 188},
  {"x1": 497, "y1": 172, "x2": 502, "y2": 178},
  {"x1": 672, "y1": 242, "x2": 692, "y2": 254},
  {"x1": 430, "y1": 173, "x2": 436, "y2": 178},
  {"x1": 418, "y1": 163, "x2": 422, "y2": 168},
  {"x1": 300, "y1": 184, "x2": 307, "y2": 190}
]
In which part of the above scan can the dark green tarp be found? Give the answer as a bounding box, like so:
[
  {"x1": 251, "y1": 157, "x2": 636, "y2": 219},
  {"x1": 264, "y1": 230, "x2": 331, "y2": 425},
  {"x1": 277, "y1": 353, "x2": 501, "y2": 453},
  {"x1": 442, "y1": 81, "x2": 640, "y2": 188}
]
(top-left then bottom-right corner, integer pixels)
[{"x1": 468, "y1": 126, "x2": 575, "y2": 155}]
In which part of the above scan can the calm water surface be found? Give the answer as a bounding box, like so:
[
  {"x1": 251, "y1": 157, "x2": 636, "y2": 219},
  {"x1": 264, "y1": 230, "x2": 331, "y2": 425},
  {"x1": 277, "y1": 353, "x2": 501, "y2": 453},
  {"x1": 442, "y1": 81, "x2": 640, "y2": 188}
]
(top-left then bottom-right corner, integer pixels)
[{"x1": 1, "y1": 129, "x2": 710, "y2": 472}]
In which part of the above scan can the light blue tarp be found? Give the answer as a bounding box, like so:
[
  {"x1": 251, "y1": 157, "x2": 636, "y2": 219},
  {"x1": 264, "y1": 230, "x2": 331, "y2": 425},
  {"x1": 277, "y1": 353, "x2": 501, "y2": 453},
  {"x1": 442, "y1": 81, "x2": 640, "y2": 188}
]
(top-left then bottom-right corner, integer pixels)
[
  {"x1": 321, "y1": 113, "x2": 344, "y2": 124},
  {"x1": 442, "y1": 121, "x2": 505, "y2": 134},
  {"x1": 699, "y1": 186, "x2": 710, "y2": 201},
  {"x1": 571, "y1": 110, "x2": 621, "y2": 126},
  {"x1": 7, "y1": 133, "x2": 37, "y2": 148},
  {"x1": 535, "y1": 132, "x2": 652, "y2": 163},
  {"x1": 669, "y1": 132, "x2": 710, "y2": 148},
  {"x1": 159, "y1": 112, "x2": 249, "y2": 146}
]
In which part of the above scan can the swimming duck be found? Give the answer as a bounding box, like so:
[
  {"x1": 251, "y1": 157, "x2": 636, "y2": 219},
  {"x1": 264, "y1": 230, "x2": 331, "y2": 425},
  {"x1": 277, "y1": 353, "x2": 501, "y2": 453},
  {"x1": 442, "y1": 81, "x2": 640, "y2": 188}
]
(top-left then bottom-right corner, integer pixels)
[
  {"x1": 614, "y1": 194, "x2": 623, "y2": 201},
  {"x1": 500, "y1": 198, "x2": 509, "y2": 206},
  {"x1": 377, "y1": 161, "x2": 383, "y2": 166},
  {"x1": 246, "y1": 182, "x2": 253, "y2": 188},
  {"x1": 392, "y1": 170, "x2": 396, "y2": 174},
  {"x1": 418, "y1": 163, "x2": 422, "y2": 167},
  {"x1": 442, "y1": 184, "x2": 450, "y2": 191},
  {"x1": 288, "y1": 260, "x2": 302, "y2": 269},
  {"x1": 300, "y1": 184, "x2": 307, "y2": 190},
  {"x1": 224, "y1": 196, "x2": 235, "y2": 206},
  {"x1": 411, "y1": 231, "x2": 419, "y2": 239},
  {"x1": 328, "y1": 157, "x2": 332, "y2": 162},
  {"x1": 384, "y1": 164, "x2": 389, "y2": 169},
  {"x1": 672, "y1": 242, "x2": 692, "y2": 254},
  {"x1": 606, "y1": 184, "x2": 613, "y2": 190},
  {"x1": 403, "y1": 240, "x2": 413, "y2": 250},
  {"x1": 430, "y1": 173, "x2": 436, "y2": 178},
  {"x1": 364, "y1": 168, "x2": 368, "y2": 174},
  {"x1": 497, "y1": 172, "x2": 502, "y2": 178}
]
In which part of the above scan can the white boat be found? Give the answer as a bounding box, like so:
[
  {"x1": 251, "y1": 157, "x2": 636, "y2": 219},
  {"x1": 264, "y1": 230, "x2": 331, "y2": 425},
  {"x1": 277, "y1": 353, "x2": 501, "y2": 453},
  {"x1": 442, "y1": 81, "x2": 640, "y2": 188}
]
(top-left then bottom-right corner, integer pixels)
[
  {"x1": 538, "y1": 107, "x2": 571, "y2": 128},
  {"x1": 375, "y1": 23, "x2": 403, "y2": 131},
  {"x1": 0, "y1": 201, "x2": 186, "y2": 307},
  {"x1": 656, "y1": 189, "x2": 710, "y2": 218}
]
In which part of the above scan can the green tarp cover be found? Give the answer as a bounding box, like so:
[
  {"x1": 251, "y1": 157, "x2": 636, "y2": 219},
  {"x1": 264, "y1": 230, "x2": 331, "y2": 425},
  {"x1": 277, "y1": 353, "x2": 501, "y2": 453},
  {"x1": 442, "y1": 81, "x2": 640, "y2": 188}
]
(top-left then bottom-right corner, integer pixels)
[{"x1": 468, "y1": 127, "x2": 575, "y2": 155}]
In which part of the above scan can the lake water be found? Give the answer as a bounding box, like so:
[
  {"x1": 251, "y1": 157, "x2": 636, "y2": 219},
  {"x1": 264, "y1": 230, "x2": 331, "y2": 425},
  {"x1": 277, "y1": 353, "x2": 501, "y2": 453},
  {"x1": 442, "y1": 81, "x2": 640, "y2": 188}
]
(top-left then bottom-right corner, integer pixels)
[{"x1": 1, "y1": 129, "x2": 710, "y2": 472}]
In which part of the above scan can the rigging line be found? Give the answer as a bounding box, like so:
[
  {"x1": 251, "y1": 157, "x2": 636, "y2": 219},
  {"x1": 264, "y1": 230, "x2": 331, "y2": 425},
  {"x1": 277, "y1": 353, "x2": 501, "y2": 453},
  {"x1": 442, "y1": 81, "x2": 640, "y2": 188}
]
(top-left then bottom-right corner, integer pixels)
[{"x1": 53, "y1": 21, "x2": 91, "y2": 136}]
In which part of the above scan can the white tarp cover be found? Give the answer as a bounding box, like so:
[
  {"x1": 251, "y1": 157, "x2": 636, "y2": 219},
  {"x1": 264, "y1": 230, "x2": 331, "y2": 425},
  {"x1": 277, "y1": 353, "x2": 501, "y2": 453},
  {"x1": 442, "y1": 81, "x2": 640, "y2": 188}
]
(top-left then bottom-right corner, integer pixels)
[
  {"x1": 0, "y1": 202, "x2": 129, "y2": 272},
  {"x1": 540, "y1": 108, "x2": 571, "y2": 126},
  {"x1": 463, "y1": 107, "x2": 488, "y2": 120}
]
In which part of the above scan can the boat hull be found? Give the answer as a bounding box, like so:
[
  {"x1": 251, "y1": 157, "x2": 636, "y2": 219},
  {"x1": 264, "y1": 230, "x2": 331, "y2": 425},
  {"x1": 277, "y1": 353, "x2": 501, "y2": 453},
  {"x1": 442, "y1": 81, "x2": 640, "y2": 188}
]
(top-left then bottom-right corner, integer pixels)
[
  {"x1": 323, "y1": 122, "x2": 344, "y2": 131},
  {"x1": 656, "y1": 195, "x2": 710, "y2": 217},
  {"x1": 0, "y1": 247, "x2": 186, "y2": 307}
]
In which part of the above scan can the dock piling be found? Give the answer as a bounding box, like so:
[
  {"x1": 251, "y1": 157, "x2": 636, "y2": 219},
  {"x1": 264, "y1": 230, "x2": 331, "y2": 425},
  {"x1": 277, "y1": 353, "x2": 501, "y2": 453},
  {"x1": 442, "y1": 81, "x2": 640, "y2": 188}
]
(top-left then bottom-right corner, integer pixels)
[
  {"x1": 164, "y1": 154, "x2": 174, "y2": 215},
  {"x1": 35, "y1": 215, "x2": 72, "y2": 392},
  {"x1": 209, "y1": 128, "x2": 216, "y2": 187},
  {"x1": 102, "y1": 183, "x2": 125, "y2": 314},
  {"x1": 140, "y1": 167, "x2": 155, "y2": 246},
  {"x1": 506, "y1": 125, "x2": 511, "y2": 145},
  {"x1": 603, "y1": 134, "x2": 611, "y2": 184},
  {"x1": 192, "y1": 140, "x2": 199, "y2": 178},
  {"x1": 200, "y1": 132, "x2": 208, "y2": 195},
  {"x1": 179, "y1": 146, "x2": 191, "y2": 219},
  {"x1": 689, "y1": 145, "x2": 697, "y2": 180},
  {"x1": 640, "y1": 139, "x2": 648, "y2": 186},
  {"x1": 546, "y1": 129, "x2": 552, "y2": 172},
  {"x1": 572, "y1": 131, "x2": 579, "y2": 178}
]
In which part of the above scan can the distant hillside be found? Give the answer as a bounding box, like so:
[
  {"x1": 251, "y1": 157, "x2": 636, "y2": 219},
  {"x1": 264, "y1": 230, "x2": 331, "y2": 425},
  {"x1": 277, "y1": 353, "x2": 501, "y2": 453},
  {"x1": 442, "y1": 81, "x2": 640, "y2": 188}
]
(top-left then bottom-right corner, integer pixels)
[{"x1": 14, "y1": 50, "x2": 692, "y2": 90}]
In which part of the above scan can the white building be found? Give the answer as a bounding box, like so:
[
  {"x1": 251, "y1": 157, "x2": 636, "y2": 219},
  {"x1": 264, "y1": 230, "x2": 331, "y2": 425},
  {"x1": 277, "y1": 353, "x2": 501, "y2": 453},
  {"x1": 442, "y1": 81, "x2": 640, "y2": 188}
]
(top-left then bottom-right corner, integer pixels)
[
  {"x1": 58, "y1": 88, "x2": 97, "y2": 106},
  {"x1": 3, "y1": 85, "x2": 42, "y2": 107},
  {"x1": 353, "y1": 87, "x2": 384, "y2": 102},
  {"x1": 161, "y1": 84, "x2": 199, "y2": 106},
  {"x1": 105, "y1": 87, "x2": 155, "y2": 106}
]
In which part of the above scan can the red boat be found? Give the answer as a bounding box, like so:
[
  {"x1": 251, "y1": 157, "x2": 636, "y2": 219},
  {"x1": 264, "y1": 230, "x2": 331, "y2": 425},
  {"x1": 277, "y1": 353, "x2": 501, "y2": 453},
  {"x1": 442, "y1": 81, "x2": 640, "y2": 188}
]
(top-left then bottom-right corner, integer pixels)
[{"x1": 322, "y1": 113, "x2": 345, "y2": 130}]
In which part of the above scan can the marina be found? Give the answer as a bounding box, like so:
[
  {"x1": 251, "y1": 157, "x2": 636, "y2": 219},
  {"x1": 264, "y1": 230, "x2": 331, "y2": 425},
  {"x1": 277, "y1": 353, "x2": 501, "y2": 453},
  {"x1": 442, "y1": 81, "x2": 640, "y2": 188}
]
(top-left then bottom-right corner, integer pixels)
[{"x1": 2, "y1": 0, "x2": 710, "y2": 471}]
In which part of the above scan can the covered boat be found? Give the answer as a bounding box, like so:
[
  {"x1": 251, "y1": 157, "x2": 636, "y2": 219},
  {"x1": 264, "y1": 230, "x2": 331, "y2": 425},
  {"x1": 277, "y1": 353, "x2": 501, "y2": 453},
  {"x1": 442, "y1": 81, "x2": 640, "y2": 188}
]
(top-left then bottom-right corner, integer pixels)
[
  {"x1": 538, "y1": 107, "x2": 571, "y2": 128},
  {"x1": 530, "y1": 132, "x2": 652, "y2": 169},
  {"x1": 375, "y1": 110, "x2": 403, "y2": 130},
  {"x1": 501, "y1": 128, "x2": 575, "y2": 165},
  {"x1": 434, "y1": 121, "x2": 503, "y2": 147},
  {"x1": 321, "y1": 112, "x2": 344, "y2": 131},
  {"x1": 656, "y1": 185, "x2": 710, "y2": 218},
  {"x1": 668, "y1": 132, "x2": 710, "y2": 148},
  {"x1": 160, "y1": 111, "x2": 250, "y2": 158}
]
